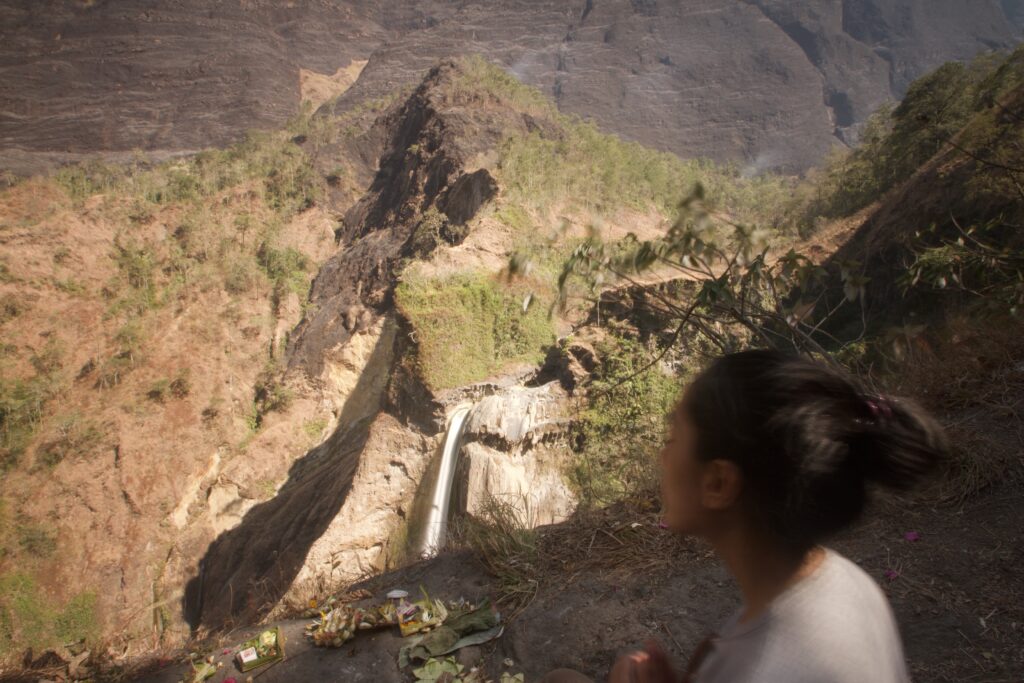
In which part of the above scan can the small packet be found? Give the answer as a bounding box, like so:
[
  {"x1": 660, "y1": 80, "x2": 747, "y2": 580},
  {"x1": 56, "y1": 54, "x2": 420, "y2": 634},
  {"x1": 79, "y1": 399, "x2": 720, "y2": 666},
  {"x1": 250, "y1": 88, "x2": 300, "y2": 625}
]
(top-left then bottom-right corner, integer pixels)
[{"x1": 235, "y1": 627, "x2": 284, "y2": 672}]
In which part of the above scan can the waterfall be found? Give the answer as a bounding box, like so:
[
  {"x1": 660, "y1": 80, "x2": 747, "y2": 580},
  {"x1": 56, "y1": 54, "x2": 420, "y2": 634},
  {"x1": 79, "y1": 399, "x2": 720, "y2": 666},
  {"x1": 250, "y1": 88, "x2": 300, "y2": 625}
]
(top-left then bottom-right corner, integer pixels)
[{"x1": 418, "y1": 405, "x2": 473, "y2": 558}]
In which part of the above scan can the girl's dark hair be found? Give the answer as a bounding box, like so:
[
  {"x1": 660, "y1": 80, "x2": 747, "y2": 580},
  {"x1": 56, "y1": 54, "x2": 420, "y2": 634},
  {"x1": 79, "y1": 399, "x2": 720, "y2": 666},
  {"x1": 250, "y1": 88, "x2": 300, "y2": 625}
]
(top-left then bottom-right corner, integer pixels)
[{"x1": 685, "y1": 349, "x2": 948, "y2": 553}]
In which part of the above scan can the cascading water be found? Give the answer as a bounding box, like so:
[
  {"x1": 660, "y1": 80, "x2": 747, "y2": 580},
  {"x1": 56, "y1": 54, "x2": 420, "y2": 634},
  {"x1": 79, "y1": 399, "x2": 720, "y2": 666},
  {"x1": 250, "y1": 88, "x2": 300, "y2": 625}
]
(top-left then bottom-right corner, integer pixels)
[{"x1": 418, "y1": 405, "x2": 473, "y2": 558}]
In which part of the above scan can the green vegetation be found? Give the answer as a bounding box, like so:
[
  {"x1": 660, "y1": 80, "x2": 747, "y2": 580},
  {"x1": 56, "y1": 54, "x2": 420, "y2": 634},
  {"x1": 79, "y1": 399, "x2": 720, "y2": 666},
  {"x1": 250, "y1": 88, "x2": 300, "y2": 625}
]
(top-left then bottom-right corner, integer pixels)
[
  {"x1": 0, "y1": 572, "x2": 97, "y2": 659},
  {"x1": 523, "y1": 47, "x2": 1024, "y2": 520},
  {"x1": 0, "y1": 376, "x2": 51, "y2": 471},
  {"x1": 169, "y1": 371, "x2": 191, "y2": 399},
  {"x1": 330, "y1": 88, "x2": 412, "y2": 140},
  {"x1": 223, "y1": 256, "x2": 262, "y2": 295},
  {"x1": 45, "y1": 105, "x2": 330, "y2": 336},
  {"x1": 30, "y1": 108, "x2": 330, "y2": 461},
  {"x1": 451, "y1": 55, "x2": 795, "y2": 230},
  {"x1": 54, "y1": 125, "x2": 324, "y2": 216},
  {"x1": 255, "y1": 478, "x2": 278, "y2": 500},
  {"x1": 52, "y1": 246, "x2": 71, "y2": 265},
  {"x1": 252, "y1": 363, "x2": 292, "y2": 428},
  {"x1": 803, "y1": 47, "x2": 1024, "y2": 223},
  {"x1": 53, "y1": 278, "x2": 86, "y2": 296},
  {"x1": 0, "y1": 298, "x2": 24, "y2": 325},
  {"x1": 498, "y1": 121, "x2": 792, "y2": 226},
  {"x1": 396, "y1": 60, "x2": 797, "y2": 402},
  {"x1": 257, "y1": 245, "x2": 310, "y2": 313},
  {"x1": 1, "y1": 343, "x2": 63, "y2": 472},
  {"x1": 107, "y1": 238, "x2": 160, "y2": 317},
  {"x1": 94, "y1": 320, "x2": 143, "y2": 389},
  {"x1": 303, "y1": 417, "x2": 328, "y2": 442},
  {"x1": 493, "y1": 204, "x2": 532, "y2": 233},
  {"x1": 454, "y1": 55, "x2": 553, "y2": 115},
  {"x1": 407, "y1": 207, "x2": 469, "y2": 258},
  {"x1": 146, "y1": 370, "x2": 189, "y2": 404},
  {"x1": 396, "y1": 270, "x2": 555, "y2": 390},
  {"x1": 570, "y1": 336, "x2": 679, "y2": 505},
  {"x1": 54, "y1": 591, "x2": 97, "y2": 644},
  {"x1": 901, "y1": 219, "x2": 1024, "y2": 315}
]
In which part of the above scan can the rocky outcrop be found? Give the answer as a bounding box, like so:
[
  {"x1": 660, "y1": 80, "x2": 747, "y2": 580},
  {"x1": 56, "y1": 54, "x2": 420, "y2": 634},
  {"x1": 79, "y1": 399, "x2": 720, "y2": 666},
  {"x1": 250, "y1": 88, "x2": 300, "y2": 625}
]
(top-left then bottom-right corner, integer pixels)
[
  {"x1": 182, "y1": 59, "x2": 573, "y2": 632},
  {"x1": 745, "y1": 0, "x2": 1021, "y2": 144},
  {"x1": 1, "y1": 1, "x2": 1020, "y2": 173},
  {"x1": 286, "y1": 59, "x2": 528, "y2": 379},
  {"x1": 455, "y1": 383, "x2": 576, "y2": 527}
]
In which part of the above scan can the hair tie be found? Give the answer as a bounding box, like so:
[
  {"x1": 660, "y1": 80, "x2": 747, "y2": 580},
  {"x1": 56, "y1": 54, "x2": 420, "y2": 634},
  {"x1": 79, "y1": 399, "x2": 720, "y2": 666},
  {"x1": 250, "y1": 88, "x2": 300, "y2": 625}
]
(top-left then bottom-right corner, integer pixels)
[{"x1": 865, "y1": 395, "x2": 893, "y2": 421}]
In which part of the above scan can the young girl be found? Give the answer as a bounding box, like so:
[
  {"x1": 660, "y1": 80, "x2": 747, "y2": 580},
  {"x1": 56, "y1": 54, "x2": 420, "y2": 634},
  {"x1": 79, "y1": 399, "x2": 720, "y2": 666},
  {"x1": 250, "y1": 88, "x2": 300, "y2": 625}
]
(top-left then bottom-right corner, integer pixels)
[{"x1": 542, "y1": 349, "x2": 948, "y2": 683}]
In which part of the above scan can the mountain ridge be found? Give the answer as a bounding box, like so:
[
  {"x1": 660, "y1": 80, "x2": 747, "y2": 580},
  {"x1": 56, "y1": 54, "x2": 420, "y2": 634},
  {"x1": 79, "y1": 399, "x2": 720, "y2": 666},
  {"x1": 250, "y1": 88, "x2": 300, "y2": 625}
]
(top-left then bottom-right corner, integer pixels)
[{"x1": 1, "y1": 0, "x2": 1020, "y2": 174}]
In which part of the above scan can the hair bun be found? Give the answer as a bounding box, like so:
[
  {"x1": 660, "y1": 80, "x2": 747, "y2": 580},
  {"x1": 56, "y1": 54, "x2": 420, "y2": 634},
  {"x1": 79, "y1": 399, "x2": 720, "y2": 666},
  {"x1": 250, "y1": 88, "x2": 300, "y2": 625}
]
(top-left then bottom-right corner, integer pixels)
[
  {"x1": 686, "y1": 350, "x2": 950, "y2": 553},
  {"x1": 847, "y1": 394, "x2": 947, "y2": 489}
]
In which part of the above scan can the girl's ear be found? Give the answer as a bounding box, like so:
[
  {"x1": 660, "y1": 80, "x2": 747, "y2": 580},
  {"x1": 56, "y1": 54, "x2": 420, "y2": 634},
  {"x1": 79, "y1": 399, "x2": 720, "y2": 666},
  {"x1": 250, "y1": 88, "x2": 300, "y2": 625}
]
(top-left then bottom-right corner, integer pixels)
[{"x1": 700, "y1": 459, "x2": 743, "y2": 510}]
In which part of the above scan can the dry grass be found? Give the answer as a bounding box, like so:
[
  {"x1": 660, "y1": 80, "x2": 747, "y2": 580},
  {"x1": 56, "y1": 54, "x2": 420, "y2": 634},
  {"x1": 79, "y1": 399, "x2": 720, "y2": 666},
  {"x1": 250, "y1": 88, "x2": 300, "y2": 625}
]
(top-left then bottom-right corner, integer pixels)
[
  {"x1": 882, "y1": 312, "x2": 1024, "y2": 506},
  {"x1": 452, "y1": 493, "x2": 700, "y2": 619},
  {"x1": 535, "y1": 500, "x2": 700, "y2": 579},
  {"x1": 450, "y1": 496, "x2": 540, "y2": 618}
]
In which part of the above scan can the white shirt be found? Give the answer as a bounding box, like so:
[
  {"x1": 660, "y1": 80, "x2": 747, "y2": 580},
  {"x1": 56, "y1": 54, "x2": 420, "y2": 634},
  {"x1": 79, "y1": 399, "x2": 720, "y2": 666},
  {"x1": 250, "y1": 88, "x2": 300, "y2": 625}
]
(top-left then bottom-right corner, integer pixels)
[{"x1": 695, "y1": 548, "x2": 911, "y2": 683}]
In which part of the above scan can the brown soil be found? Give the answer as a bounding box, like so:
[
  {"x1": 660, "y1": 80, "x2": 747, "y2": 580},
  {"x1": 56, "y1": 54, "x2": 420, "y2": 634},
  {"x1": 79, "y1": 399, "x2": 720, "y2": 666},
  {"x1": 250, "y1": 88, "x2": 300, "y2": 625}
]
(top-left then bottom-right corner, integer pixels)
[
  {"x1": 134, "y1": 463, "x2": 1024, "y2": 683},
  {"x1": 0, "y1": 174, "x2": 343, "y2": 658}
]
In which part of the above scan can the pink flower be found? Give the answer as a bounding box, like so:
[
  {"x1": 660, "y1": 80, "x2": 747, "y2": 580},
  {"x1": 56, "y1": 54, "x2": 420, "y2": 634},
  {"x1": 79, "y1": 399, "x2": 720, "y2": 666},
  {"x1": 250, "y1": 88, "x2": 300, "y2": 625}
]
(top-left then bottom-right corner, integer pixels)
[
  {"x1": 884, "y1": 569, "x2": 900, "y2": 581},
  {"x1": 903, "y1": 531, "x2": 920, "y2": 542},
  {"x1": 657, "y1": 519, "x2": 669, "y2": 529}
]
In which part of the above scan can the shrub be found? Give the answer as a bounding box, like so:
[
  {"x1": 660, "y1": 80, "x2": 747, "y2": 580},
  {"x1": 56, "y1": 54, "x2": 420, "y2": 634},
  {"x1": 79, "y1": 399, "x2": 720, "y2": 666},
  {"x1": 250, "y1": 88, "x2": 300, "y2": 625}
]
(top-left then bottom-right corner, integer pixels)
[
  {"x1": 454, "y1": 55, "x2": 553, "y2": 115},
  {"x1": 452, "y1": 494, "x2": 538, "y2": 615},
  {"x1": 52, "y1": 247, "x2": 71, "y2": 264},
  {"x1": 253, "y1": 365, "x2": 292, "y2": 426},
  {"x1": 396, "y1": 270, "x2": 555, "y2": 390},
  {"x1": 34, "y1": 416, "x2": 103, "y2": 468},
  {"x1": 222, "y1": 257, "x2": 255, "y2": 295},
  {"x1": 54, "y1": 278, "x2": 86, "y2": 296},
  {"x1": 16, "y1": 523, "x2": 55, "y2": 557},
  {"x1": 108, "y1": 239, "x2": 160, "y2": 316},
  {"x1": 303, "y1": 417, "x2": 328, "y2": 442},
  {"x1": 407, "y1": 207, "x2": 456, "y2": 257},
  {"x1": 0, "y1": 299, "x2": 24, "y2": 325},
  {"x1": 1, "y1": 349, "x2": 60, "y2": 471},
  {"x1": 53, "y1": 160, "x2": 126, "y2": 202},
  {"x1": 94, "y1": 322, "x2": 143, "y2": 389},
  {"x1": 256, "y1": 244, "x2": 309, "y2": 311},
  {"x1": 803, "y1": 49, "x2": 1021, "y2": 222},
  {"x1": 169, "y1": 370, "x2": 191, "y2": 399},
  {"x1": 570, "y1": 335, "x2": 680, "y2": 505},
  {"x1": 0, "y1": 573, "x2": 97, "y2": 659},
  {"x1": 146, "y1": 379, "x2": 170, "y2": 403}
]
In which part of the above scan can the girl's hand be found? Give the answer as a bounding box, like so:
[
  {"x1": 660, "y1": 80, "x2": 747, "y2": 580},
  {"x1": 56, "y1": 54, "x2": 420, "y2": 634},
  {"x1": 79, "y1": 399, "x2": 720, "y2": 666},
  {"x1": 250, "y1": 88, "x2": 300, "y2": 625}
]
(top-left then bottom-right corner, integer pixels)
[{"x1": 608, "y1": 640, "x2": 678, "y2": 683}]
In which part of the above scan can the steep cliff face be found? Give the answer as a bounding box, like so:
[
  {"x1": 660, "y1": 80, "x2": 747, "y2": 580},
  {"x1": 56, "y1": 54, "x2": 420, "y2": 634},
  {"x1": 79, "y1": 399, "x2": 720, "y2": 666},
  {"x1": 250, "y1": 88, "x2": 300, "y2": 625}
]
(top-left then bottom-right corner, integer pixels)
[
  {"x1": 158, "y1": 57, "x2": 602, "y2": 639},
  {"x1": 1004, "y1": 0, "x2": 1024, "y2": 29},
  {"x1": 285, "y1": 62, "x2": 515, "y2": 380},
  {"x1": 0, "y1": 0, "x2": 386, "y2": 156},
  {"x1": 1, "y1": 0, "x2": 1019, "y2": 173}
]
